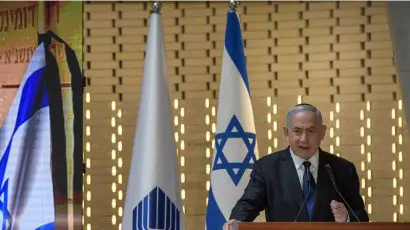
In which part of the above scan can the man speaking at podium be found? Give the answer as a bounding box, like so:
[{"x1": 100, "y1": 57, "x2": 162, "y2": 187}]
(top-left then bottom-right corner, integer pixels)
[{"x1": 229, "y1": 104, "x2": 369, "y2": 223}]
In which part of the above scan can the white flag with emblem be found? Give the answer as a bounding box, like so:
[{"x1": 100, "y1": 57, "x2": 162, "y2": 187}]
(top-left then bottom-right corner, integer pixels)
[{"x1": 122, "y1": 7, "x2": 184, "y2": 230}]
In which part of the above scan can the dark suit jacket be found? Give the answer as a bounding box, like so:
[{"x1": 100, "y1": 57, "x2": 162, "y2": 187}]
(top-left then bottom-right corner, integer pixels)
[{"x1": 230, "y1": 147, "x2": 369, "y2": 222}]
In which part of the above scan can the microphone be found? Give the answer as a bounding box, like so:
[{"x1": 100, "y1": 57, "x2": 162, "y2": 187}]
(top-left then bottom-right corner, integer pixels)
[
  {"x1": 325, "y1": 164, "x2": 361, "y2": 222},
  {"x1": 294, "y1": 171, "x2": 311, "y2": 222}
]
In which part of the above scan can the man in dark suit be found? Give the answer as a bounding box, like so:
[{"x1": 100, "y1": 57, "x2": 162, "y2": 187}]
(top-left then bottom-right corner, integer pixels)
[{"x1": 228, "y1": 104, "x2": 369, "y2": 224}]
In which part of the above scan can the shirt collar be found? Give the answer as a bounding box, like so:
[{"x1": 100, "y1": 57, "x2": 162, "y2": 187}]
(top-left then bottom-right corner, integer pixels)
[{"x1": 289, "y1": 147, "x2": 319, "y2": 170}]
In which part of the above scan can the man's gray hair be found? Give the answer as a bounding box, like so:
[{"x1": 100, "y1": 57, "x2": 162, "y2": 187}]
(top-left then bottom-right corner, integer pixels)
[{"x1": 286, "y1": 103, "x2": 323, "y2": 128}]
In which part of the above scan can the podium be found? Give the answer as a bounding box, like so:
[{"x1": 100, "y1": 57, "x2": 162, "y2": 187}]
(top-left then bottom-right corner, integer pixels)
[{"x1": 227, "y1": 222, "x2": 410, "y2": 230}]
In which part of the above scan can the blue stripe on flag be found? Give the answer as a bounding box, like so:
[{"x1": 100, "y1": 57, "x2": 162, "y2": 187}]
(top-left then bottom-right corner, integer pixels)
[
  {"x1": 143, "y1": 196, "x2": 148, "y2": 229},
  {"x1": 137, "y1": 201, "x2": 143, "y2": 229},
  {"x1": 166, "y1": 197, "x2": 171, "y2": 229},
  {"x1": 158, "y1": 188, "x2": 165, "y2": 229},
  {"x1": 171, "y1": 201, "x2": 176, "y2": 229},
  {"x1": 15, "y1": 67, "x2": 48, "y2": 132},
  {"x1": 0, "y1": 178, "x2": 9, "y2": 229},
  {"x1": 176, "y1": 206, "x2": 180, "y2": 230},
  {"x1": 35, "y1": 222, "x2": 55, "y2": 230},
  {"x1": 225, "y1": 11, "x2": 250, "y2": 95},
  {"x1": 206, "y1": 187, "x2": 226, "y2": 230},
  {"x1": 132, "y1": 206, "x2": 137, "y2": 230},
  {"x1": 149, "y1": 187, "x2": 157, "y2": 228}
]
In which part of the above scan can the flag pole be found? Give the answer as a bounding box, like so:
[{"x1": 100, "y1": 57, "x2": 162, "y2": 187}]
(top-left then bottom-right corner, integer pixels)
[{"x1": 38, "y1": 1, "x2": 46, "y2": 35}]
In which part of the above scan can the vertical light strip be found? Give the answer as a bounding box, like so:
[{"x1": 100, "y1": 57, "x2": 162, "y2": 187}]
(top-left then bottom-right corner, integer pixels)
[
  {"x1": 266, "y1": 97, "x2": 278, "y2": 153},
  {"x1": 329, "y1": 103, "x2": 341, "y2": 157},
  {"x1": 181, "y1": 102, "x2": 186, "y2": 214},
  {"x1": 329, "y1": 107, "x2": 335, "y2": 155},
  {"x1": 364, "y1": 102, "x2": 372, "y2": 215},
  {"x1": 359, "y1": 107, "x2": 366, "y2": 206},
  {"x1": 392, "y1": 105, "x2": 397, "y2": 221},
  {"x1": 297, "y1": 95, "x2": 302, "y2": 104},
  {"x1": 397, "y1": 100, "x2": 404, "y2": 219},
  {"x1": 205, "y1": 98, "x2": 215, "y2": 207},
  {"x1": 266, "y1": 97, "x2": 272, "y2": 154},
  {"x1": 205, "y1": 98, "x2": 211, "y2": 206},
  {"x1": 85, "y1": 91, "x2": 92, "y2": 230},
  {"x1": 111, "y1": 101, "x2": 117, "y2": 227},
  {"x1": 175, "y1": 99, "x2": 186, "y2": 214},
  {"x1": 359, "y1": 102, "x2": 372, "y2": 215},
  {"x1": 117, "y1": 106, "x2": 123, "y2": 230},
  {"x1": 392, "y1": 100, "x2": 404, "y2": 221},
  {"x1": 273, "y1": 103, "x2": 278, "y2": 151},
  {"x1": 335, "y1": 102, "x2": 341, "y2": 157},
  {"x1": 329, "y1": 103, "x2": 340, "y2": 156}
]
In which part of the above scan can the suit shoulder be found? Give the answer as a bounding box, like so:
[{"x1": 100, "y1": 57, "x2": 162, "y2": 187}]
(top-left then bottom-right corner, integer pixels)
[
  {"x1": 321, "y1": 150, "x2": 354, "y2": 167},
  {"x1": 256, "y1": 149, "x2": 287, "y2": 166}
]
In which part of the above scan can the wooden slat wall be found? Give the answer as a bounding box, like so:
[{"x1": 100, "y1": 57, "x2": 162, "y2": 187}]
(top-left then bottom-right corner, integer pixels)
[{"x1": 83, "y1": 2, "x2": 409, "y2": 229}]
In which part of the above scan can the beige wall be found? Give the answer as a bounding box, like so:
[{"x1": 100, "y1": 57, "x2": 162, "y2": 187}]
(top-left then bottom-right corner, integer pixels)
[{"x1": 83, "y1": 2, "x2": 409, "y2": 229}]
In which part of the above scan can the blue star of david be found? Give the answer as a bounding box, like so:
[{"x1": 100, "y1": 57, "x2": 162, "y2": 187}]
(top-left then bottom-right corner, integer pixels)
[{"x1": 213, "y1": 115, "x2": 257, "y2": 186}]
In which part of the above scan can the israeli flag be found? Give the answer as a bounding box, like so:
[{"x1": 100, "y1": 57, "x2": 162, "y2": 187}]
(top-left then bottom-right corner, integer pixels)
[
  {"x1": 205, "y1": 10, "x2": 259, "y2": 230},
  {"x1": 122, "y1": 10, "x2": 184, "y2": 230},
  {"x1": 0, "y1": 43, "x2": 55, "y2": 229}
]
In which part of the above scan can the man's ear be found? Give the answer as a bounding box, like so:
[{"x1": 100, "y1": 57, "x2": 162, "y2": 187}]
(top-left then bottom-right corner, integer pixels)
[
  {"x1": 283, "y1": 127, "x2": 289, "y2": 137},
  {"x1": 321, "y1": 125, "x2": 327, "y2": 140}
]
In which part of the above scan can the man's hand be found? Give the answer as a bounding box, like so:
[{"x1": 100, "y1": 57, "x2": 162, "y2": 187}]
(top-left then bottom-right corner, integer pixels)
[
  {"x1": 330, "y1": 200, "x2": 348, "y2": 222},
  {"x1": 223, "y1": 219, "x2": 241, "y2": 230}
]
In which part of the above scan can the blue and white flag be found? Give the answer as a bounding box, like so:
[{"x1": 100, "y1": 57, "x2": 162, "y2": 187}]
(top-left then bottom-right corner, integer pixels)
[
  {"x1": 206, "y1": 10, "x2": 259, "y2": 230},
  {"x1": 122, "y1": 10, "x2": 184, "y2": 230},
  {"x1": 0, "y1": 43, "x2": 55, "y2": 229}
]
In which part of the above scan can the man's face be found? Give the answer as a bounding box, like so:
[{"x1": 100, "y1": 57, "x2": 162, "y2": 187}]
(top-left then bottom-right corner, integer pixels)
[{"x1": 283, "y1": 110, "x2": 327, "y2": 160}]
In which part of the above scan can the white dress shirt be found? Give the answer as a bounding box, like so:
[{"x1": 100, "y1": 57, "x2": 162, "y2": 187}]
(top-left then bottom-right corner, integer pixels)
[
  {"x1": 289, "y1": 148, "x2": 350, "y2": 221},
  {"x1": 289, "y1": 148, "x2": 319, "y2": 190}
]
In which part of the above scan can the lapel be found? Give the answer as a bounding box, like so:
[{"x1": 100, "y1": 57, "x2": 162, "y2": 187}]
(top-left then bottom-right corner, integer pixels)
[
  {"x1": 311, "y1": 149, "x2": 331, "y2": 220},
  {"x1": 280, "y1": 148, "x2": 309, "y2": 221}
]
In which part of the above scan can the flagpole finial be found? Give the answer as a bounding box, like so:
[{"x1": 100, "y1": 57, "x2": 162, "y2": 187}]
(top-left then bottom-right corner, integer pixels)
[
  {"x1": 152, "y1": 1, "x2": 162, "y2": 13},
  {"x1": 229, "y1": 0, "x2": 239, "y2": 12}
]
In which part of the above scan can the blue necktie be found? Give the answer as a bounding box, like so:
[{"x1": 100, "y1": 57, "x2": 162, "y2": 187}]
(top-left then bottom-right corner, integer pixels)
[{"x1": 303, "y1": 161, "x2": 316, "y2": 219}]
